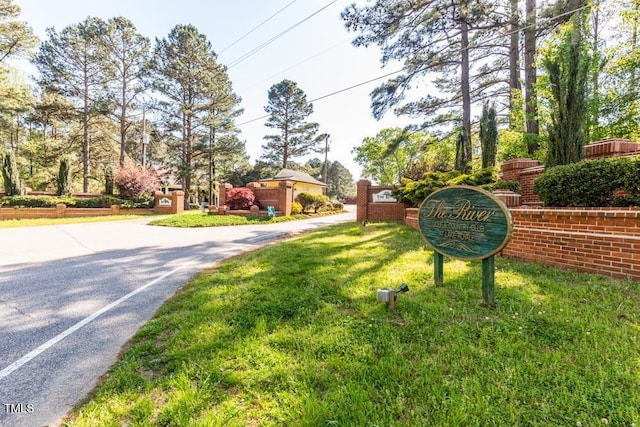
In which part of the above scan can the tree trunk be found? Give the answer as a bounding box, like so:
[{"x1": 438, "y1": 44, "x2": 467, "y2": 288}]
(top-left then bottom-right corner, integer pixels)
[
  {"x1": 119, "y1": 71, "x2": 127, "y2": 167},
  {"x1": 460, "y1": 6, "x2": 472, "y2": 173},
  {"x1": 524, "y1": 0, "x2": 539, "y2": 154},
  {"x1": 509, "y1": 0, "x2": 521, "y2": 129},
  {"x1": 83, "y1": 78, "x2": 90, "y2": 193}
]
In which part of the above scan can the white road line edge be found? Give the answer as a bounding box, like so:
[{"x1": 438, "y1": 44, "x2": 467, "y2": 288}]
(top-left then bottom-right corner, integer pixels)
[{"x1": 0, "y1": 263, "x2": 192, "y2": 381}]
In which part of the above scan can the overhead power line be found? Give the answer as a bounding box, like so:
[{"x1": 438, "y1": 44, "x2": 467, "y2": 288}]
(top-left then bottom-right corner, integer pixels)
[
  {"x1": 236, "y1": 68, "x2": 404, "y2": 127},
  {"x1": 218, "y1": 0, "x2": 298, "y2": 55},
  {"x1": 227, "y1": 0, "x2": 337, "y2": 69},
  {"x1": 235, "y1": 3, "x2": 591, "y2": 127}
]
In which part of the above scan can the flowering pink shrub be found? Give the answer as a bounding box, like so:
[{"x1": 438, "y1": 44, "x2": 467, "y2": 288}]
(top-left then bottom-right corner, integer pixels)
[
  {"x1": 225, "y1": 188, "x2": 258, "y2": 210},
  {"x1": 115, "y1": 165, "x2": 160, "y2": 199}
]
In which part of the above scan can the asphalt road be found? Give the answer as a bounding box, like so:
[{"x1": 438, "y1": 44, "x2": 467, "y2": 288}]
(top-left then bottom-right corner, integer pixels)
[{"x1": 0, "y1": 208, "x2": 355, "y2": 427}]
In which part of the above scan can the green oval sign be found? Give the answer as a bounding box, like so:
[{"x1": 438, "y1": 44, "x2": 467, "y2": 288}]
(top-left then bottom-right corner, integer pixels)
[{"x1": 418, "y1": 186, "x2": 513, "y2": 261}]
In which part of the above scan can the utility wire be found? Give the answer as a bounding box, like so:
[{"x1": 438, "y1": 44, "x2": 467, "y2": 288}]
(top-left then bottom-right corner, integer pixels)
[
  {"x1": 235, "y1": 4, "x2": 591, "y2": 127},
  {"x1": 236, "y1": 68, "x2": 404, "y2": 127},
  {"x1": 218, "y1": 0, "x2": 298, "y2": 55},
  {"x1": 227, "y1": 0, "x2": 337, "y2": 69}
]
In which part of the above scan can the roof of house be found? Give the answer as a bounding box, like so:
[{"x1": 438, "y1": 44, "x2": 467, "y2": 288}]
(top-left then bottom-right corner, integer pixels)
[{"x1": 260, "y1": 168, "x2": 326, "y2": 186}]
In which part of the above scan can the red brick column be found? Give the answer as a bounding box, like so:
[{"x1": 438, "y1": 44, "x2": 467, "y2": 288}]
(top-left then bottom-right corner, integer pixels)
[
  {"x1": 154, "y1": 190, "x2": 184, "y2": 214},
  {"x1": 219, "y1": 183, "x2": 232, "y2": 207},
  {"x1": 279, "y1": 180, "x2": 293, "y2": 216},
  {"x1": 356, "y1": 180, "x2": 370, "y2": 222}
]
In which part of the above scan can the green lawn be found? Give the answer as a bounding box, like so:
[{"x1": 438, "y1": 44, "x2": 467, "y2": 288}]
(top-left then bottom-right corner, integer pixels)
[
  {"x1": 63, "y1": 222, "x2": 640, "y2": 426},
  {"x1": 148, "y1": 212, "x2": 308, "y2": 227}
]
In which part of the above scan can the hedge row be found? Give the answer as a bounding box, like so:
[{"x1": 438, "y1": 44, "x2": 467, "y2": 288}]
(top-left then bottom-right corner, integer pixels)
[
  {"x1": 0, "y1": 194, "x2": 155, "y2": 209},
  {"x1": 534, "y1": 157, "x2": 640, "y2": 207}
]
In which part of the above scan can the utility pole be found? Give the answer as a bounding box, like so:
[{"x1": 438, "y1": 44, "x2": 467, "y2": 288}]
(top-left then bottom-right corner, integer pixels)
[
  {"x1": 141, "y1": 106, "x2": 147, "y2": 168},
  {"x1": 323, "y1": 134, "x2": 330, "y2": 186}
]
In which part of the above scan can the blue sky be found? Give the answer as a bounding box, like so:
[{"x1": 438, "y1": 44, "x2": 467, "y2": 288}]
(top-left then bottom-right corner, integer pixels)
[{"x1": 15, "y1": 0, "x2": 412, "y2": 180}]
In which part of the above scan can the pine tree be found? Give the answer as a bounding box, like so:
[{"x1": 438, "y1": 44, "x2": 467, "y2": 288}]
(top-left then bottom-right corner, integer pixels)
[
  {"x1": 150, "y1": 24, "x2": 218, "y2": 207},
  {"x1": 34, "y1": 17, "x2": 112, "y2": 192},
  {"x1": 262, "y1": 79, "x2": 320, "y2": 169},
  {"x1": 101, "y1": 17, "x2": 150, "y2": 167}
]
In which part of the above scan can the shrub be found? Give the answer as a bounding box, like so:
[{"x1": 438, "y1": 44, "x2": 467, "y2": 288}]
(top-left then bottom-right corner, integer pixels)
[
  {"x1": 295, "y1": 192, "x2": 328, "y2": 213},
  {"x1": 394, "y1": 168, "x2": 500, "y2": 207},
  {"x1": 534, "y1": 157, "x2": 636, "y2": 207},
  {"x1": 331, "y1": 200, "x2": 344, "y2": 210},
  {"x1": 115, "y1": 165, "x2": 160, "y2": 199},
  {"x1": 290, "y1": 201, "x2": 303, "y2": 215},
  {"x1": 74, "y1": 197, "x2": 115, "y2": 208},
  {"x1": 0, "y1": 195, "x2": 62, "y2": 207},
  {"x1": 225, "y1": 188, "x2": 258, "y2": 210},
  {"x1": 481, "y1": 180, "x2": 521, "y2": 193}
]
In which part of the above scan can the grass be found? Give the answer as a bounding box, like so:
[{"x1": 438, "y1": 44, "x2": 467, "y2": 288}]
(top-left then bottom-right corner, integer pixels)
[
  {"x1": 0, "y1": 214, "x2": 156, "y2": 228},
  {"x1": 149, "y1": 212, "x2": 322, "y2": 227},
  {"x1": 63, "y1": 222, "x2": 640, "y2": 426}
]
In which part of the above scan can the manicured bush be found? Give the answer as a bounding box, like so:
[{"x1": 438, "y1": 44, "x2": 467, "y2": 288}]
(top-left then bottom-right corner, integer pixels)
[
  {"x1": 395, "y1": 168, "x2": 500, "y2": 207},
  {"x1": 331, "y1": 200, "x2": 344, "y2": 210},
  {"x1": 295, "y1": 192, "x2": 328, "y2": 213},
  {"x1": 534, "y1": 157, "x2": 638, "y2": 207},
  {"x1": 115, "y1": 165, "x2": 160, "y2": 199},
  {"x1": 290, "y1": 201, "x2": 303, "y2": 215},
  {"x1": 481, "y1": 180, "x2": 521, "y2": 193},
  {"x1": 0, "y1": 195, "x2": 64, "y2": 207},
  {"x1": 225, "y1": 188, "x2": 258, "y2": 210}
]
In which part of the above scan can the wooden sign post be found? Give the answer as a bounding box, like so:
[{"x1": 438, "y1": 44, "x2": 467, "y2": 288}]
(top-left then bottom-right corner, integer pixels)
[{"x1": 418, "y1": 186, "x2": 513, "y2": 306}]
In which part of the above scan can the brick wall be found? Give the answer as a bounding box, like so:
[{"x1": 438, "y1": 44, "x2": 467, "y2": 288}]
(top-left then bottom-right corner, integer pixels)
[
  {"x1": 503, "y1": 208, "x2": 640, "y2": 281},
  {"x1": 404, "y1": 206, "x2": 640, "y2": 281},
  {"x1": 0, "y1": 191, "x2": 183, "y2": 220},
  {"x1": 357, "y1": 180, "x2": 408, "y2": 222}
]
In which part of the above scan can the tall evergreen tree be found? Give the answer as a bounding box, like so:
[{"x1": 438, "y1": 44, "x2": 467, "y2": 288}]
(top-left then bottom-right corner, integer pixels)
[
  {"x1": 543, "y1": 12, "x2": 591, "y2": 167},
  {"x1": 0, "y1": 0, "x2": 37, "y2": 64},
  {"x1": 101, "y1": 17, "x2": 150, "y2": 167},
  {"x1": 342, "y1": 0, "x2": 503, "y2": 174},
  {"x1": 150, "y1": 24, "x2": 218, "y2": 206},
  {"x1": 2, "y1": 150, "x2": 21, "y2": 195},
  {"x1": 199, "y1": 58, "x2": 245, "y2": 204},
  {"x1": 480, "y1": 103, "x2": 498, "y2": 168},
  {"x1": 262, "y1": 79, "x2": 320, "y2": 169},
  {"x1": 34, "y1": 17, "x2": 112, "y2": 192}
]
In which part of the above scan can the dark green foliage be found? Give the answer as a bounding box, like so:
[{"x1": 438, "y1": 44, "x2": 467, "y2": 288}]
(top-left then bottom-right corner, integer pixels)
[
  {"x1": 104, "y1": 165, "x2": 114, "y2": 195},
  {"x1": 0, "y1": 194, "x2": 154, "y2": 209},
  {"x1": 295, "y1": 192, "x2": 328, "y2": 213},
  {"x1": 262, "y1": 79, "x2": 320, "y2": 169},
  {"x1": 56, "y1": 157, "x2": 72, "y2": 196},
  {"x1": 481, "y1": 180, "x2": 521, "y2": 193},
  {"x1": 2, "y1": 151, "x2": 21, "y2": 196},
  {"x1": 480, "y1": 103, "x2": 498, "y2": 168},
  {"x1": 395, "y1": 168, "x2": 502, "y2": 207},
  {"x1": 543, "y1": 13, "x2": 590, "y2": 167},
  {"x1": 534, "y1": 157, "x2": 640, "y2": 207},
  {"x1": 0, "y1": 195, "x2": 63, "y2": 207}
]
